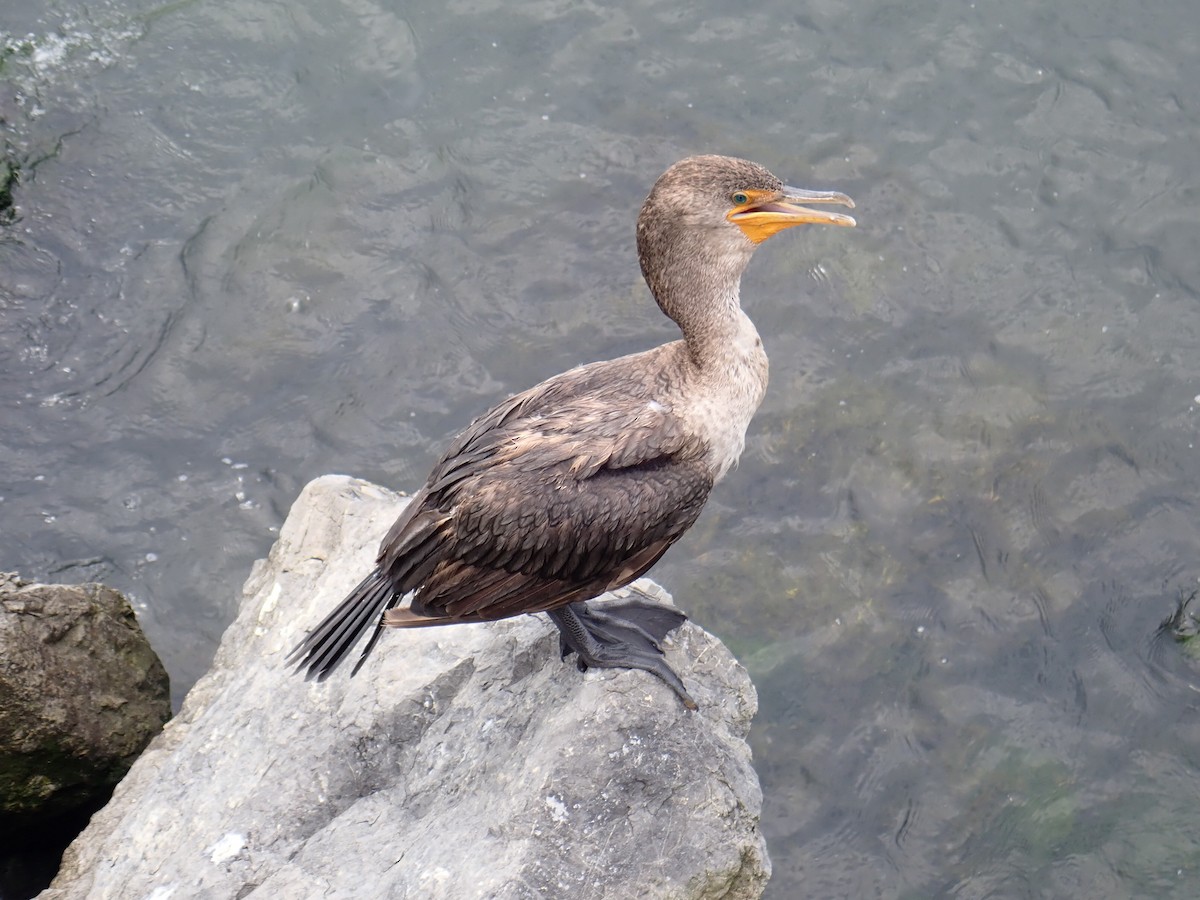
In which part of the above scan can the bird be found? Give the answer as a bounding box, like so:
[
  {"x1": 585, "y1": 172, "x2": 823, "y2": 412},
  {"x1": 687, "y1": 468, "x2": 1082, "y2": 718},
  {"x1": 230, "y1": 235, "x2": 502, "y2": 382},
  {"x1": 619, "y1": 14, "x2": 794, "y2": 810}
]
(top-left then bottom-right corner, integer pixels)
[{"x1": 288, "y1": 155, "x2": 855, "y2": 709}]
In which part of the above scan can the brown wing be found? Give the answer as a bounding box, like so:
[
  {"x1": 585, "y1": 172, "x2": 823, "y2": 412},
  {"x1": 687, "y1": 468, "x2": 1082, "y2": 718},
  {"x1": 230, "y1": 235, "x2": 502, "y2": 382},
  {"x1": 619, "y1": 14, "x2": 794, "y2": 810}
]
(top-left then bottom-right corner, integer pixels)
[
  {"x1": 289, "y1": 347, "x2": 713, "y2": 679},
  {"x1": 381, "y1": 354, "x2": 712, "y2": 622},
  {"x1": 389, "y1": 449, "x2": 712, "y2": 624}
]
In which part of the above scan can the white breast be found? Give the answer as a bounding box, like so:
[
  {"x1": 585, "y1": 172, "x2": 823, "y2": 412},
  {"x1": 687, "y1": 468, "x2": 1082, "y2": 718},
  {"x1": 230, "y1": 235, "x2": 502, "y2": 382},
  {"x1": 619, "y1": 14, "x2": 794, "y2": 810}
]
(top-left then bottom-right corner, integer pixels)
[{"x1": 687, "y1": 311, "x2": 769, "y2": 481}]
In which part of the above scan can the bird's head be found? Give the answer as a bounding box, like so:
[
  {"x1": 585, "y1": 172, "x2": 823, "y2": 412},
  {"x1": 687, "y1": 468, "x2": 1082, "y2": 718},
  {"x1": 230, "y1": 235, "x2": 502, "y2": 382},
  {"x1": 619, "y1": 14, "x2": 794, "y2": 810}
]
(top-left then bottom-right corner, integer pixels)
[{"x1": 636, "y1": 155, "x2": 856, "y2": 313}]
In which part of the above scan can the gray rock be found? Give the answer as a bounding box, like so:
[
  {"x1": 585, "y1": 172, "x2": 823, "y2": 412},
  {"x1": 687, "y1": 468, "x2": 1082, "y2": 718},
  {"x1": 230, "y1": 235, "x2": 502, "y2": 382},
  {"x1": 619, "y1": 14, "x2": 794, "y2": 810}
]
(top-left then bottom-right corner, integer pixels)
[
  {"x1": 0, "y1": 572, "x2": 170, "y2": 833},
  {"x1": 43, "y1": 475, "x2": 770, "y2": 900}
]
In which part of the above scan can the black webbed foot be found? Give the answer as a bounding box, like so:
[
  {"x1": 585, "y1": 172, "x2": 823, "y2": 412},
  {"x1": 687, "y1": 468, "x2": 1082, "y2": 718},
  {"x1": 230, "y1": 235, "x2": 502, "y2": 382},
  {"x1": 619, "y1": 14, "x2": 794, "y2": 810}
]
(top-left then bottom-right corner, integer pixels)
[
  {"x1": 555, "y1": 598, "x2": 686, "y2": 661},
  {"x1": 547, "y1": 599, "x2": 696, "y2": 710}
]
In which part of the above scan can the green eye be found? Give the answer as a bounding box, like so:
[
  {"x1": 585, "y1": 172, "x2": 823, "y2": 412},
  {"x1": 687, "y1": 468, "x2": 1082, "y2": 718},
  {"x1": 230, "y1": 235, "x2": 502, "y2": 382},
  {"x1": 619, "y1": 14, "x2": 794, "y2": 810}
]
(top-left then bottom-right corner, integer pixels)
[{"x1": 731, "y1": 191, "x2": 749, "y2": 205}]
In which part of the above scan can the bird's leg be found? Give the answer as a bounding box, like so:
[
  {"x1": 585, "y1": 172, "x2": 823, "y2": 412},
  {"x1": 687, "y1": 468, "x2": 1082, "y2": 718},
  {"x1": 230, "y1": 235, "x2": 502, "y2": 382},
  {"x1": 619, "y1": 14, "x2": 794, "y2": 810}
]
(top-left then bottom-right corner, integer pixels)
[{"x1": 547, "y1": 601, "x2": 697, "y2": 710}]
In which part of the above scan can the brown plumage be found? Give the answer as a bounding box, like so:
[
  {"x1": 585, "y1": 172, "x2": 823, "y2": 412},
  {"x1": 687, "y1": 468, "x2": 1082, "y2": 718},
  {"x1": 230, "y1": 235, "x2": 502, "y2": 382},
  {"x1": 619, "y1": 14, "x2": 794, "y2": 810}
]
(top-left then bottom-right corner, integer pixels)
[{"x1": 288, "y1": 155, "x2": 855, "y2": 708}]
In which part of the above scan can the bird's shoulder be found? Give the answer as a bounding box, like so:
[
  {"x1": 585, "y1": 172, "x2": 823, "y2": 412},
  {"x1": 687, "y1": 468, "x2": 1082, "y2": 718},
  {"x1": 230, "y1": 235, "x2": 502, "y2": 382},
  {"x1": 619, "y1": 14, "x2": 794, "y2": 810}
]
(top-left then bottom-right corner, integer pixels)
[
  {"x1": 429, "y1": 342, "x2": 704, "y2": 489},
  {"x1": 374, "y1": 344, "x2": 712, "y2": 573}
]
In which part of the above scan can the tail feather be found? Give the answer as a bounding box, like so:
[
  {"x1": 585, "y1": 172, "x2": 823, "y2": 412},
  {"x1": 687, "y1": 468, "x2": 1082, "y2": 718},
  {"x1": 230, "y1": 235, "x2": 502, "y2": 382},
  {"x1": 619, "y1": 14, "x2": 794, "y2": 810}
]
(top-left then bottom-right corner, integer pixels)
[{"x1": 287, "y1": 568, "x2": 397, "y2": 680}]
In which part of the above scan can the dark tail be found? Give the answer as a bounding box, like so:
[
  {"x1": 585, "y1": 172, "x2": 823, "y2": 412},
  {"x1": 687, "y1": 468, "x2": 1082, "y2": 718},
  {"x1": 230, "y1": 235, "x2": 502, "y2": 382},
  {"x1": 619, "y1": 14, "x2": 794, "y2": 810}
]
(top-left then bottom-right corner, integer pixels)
[{"x1": 286, "y1": 568, "x2": 397, "y2": 680}]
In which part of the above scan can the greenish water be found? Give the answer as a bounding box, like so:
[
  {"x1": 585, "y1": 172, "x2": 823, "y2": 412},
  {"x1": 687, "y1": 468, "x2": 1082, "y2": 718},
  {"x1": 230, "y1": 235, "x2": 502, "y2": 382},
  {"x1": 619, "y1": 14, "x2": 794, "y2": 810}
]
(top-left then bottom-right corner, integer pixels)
[{"x1": 4, "y1": 0, "x2": 1200, "y2": 896}]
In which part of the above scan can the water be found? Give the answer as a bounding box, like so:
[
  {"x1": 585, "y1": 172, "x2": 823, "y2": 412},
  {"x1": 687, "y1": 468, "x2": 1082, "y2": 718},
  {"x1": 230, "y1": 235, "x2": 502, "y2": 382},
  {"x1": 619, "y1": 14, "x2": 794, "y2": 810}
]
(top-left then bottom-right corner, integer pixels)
[{"x1": 4, "y1": 0, "x2": 1200, "y2": 896}]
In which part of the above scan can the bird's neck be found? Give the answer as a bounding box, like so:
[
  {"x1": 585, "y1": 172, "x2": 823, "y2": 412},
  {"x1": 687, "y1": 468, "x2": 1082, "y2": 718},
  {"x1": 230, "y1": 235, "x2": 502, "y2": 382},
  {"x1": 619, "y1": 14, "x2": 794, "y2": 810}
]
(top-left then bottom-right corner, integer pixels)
[
  {"x1": 651, "y1": 274, "x2": 755, "y2": 373},
  {"x1": 681, "y1": 289, "x2": 768, "y2": 393},
  {"x1": 664, "y1": 284, "x2": 770, "y2": 482},
  {"x1": 638, "y1": 219, "x2": 765, "y2": 389}
]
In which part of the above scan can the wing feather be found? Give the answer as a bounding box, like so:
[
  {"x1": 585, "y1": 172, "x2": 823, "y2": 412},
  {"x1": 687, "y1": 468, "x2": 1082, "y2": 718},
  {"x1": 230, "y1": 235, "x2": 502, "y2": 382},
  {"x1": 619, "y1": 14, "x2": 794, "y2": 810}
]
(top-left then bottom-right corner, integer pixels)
[{"x1": 291, "y1": 344, "x2": 713, "y2": 675}]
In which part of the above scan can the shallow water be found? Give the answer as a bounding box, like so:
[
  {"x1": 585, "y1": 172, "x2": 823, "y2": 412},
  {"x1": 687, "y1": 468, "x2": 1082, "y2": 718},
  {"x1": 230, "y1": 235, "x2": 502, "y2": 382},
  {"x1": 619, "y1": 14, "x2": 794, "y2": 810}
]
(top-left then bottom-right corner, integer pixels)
[{"x1": 4, "y1": 0, "x2": 1200, "y2": 896}]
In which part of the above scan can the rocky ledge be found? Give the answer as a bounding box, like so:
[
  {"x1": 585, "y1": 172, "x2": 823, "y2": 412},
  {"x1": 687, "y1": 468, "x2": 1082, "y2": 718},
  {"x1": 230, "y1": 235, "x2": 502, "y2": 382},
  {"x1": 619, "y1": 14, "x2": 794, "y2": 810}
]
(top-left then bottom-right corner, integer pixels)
[{"x1": 43, "y1": 475, "x2": 770, "y2": 899}]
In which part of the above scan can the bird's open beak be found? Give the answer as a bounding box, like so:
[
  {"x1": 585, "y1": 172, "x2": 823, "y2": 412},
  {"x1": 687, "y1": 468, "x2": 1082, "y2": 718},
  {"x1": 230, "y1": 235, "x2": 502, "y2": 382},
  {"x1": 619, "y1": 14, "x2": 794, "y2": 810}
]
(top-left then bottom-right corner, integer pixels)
[{"x1": 729, "y1": 186, "x2": 857, "y2": 244}]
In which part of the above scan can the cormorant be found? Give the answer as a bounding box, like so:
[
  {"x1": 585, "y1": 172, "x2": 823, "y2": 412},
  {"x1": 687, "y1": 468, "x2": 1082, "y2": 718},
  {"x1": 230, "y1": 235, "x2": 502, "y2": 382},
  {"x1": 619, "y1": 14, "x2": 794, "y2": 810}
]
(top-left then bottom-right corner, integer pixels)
[{"x1": 288, "y1": 155, "x2": 856, "y2": 709}]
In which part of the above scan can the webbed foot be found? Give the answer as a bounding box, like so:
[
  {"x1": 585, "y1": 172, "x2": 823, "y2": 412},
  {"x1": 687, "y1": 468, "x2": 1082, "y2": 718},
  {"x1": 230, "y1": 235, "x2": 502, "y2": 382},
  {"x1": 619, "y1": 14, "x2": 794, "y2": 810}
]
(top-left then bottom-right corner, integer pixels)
[{"x1": 547, "y1": 600, "x2": 696, "y2": 710}]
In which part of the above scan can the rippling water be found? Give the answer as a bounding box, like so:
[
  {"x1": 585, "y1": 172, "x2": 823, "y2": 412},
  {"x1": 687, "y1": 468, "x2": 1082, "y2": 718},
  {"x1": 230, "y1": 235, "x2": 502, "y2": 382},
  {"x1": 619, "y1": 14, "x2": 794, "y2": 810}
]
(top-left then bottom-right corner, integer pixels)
[{"x1": 5, "y1": 0, "x2": 1200, "y2": 896}]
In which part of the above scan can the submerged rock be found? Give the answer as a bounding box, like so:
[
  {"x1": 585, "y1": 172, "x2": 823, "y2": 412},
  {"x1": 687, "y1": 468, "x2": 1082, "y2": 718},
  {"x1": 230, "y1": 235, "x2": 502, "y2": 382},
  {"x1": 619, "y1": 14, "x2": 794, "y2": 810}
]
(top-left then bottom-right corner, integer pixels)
[{"x1": 43, "y1": 475, "x2": 770, "y2": 900}]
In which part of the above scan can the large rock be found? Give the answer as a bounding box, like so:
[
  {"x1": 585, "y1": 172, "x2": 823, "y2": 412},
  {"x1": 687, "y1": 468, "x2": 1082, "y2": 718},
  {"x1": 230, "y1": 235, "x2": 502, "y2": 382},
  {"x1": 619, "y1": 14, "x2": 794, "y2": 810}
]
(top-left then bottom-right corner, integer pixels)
[
  {"x1": 43, "y1": 475, "x2": 770, "y2": 899},
  {"x1": 0, "y1": 573, "x2": 170, "y2": 832}
]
